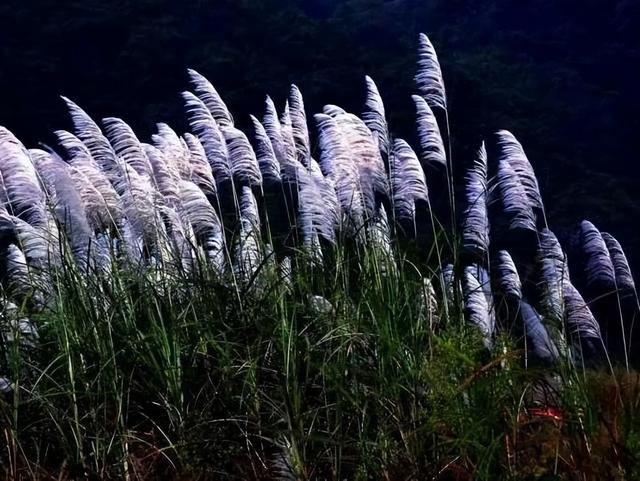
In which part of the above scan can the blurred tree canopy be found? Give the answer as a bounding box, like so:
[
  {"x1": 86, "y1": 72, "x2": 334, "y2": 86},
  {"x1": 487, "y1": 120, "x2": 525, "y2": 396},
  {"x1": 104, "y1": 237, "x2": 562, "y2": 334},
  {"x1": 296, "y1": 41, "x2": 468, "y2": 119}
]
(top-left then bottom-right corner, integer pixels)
[{"x1": 0, "y1": 0, "x2": 639, "y2": 262}]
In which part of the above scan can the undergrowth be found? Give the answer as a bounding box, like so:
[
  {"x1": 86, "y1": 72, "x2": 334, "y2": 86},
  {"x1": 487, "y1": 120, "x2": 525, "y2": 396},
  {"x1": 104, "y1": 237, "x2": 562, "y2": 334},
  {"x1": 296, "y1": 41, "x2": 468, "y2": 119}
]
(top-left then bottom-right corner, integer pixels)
[{"x1": 0, "y1": 235, "x2": 638, "y2": 480}]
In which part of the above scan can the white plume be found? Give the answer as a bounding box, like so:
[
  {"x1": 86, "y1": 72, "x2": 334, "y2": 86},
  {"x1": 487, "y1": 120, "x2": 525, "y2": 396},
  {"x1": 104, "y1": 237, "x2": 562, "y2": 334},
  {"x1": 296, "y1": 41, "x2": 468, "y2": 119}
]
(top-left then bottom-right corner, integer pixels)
[
  {"x1": 389, "y1": 138, "x2": 428, "y2": 221},
  {"x1": 187, "y1": 69, "x2": 234, "y2": 127},
  {"x1": 462, "y1": 142, "x2": 489, "y2": 256},
  {"x1": 183, "y1": 91, "x2": 232, "y2": 183},
  {"x1": 413, "y1": 95, "x2": 446, "y2": 168},
  {"x1": 363, "y1": 75, "x2": 389, "y2": 157},
  {"x1": 415, "y1": 33, "x2": 447, "y2": 111}
]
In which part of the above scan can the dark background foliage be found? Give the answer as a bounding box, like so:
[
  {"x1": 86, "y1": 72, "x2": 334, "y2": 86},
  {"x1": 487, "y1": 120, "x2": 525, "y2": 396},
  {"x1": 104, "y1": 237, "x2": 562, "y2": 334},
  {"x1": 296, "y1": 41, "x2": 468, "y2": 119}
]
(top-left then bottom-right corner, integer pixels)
[{"x1": 0, "y1": 0, "x2": 638, "y2": 263}]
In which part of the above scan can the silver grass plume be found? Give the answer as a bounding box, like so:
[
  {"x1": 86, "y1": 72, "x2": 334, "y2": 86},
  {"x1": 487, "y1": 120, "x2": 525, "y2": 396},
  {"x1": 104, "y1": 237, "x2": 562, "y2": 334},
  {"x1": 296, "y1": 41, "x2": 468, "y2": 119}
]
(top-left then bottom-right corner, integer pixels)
[
  {"x1": 309, "y1": 159, "x2": 340, "y2": 240},
  {"x1": 0, "y1": 210, "x2": 58, "y2": 281},
  {"x1": 538, "y1": 228, "x2": 568, "y2": 320},
  {"x1": 413, "y1": 95, "x2": 447, "y2": 168},
  {"x1": 363, "y1": 75, "x2": 389, "y2": 157},
  {"x1": 477, "y1": 264, "x2": 496, "y2": 329},
  {"x1": 152, "y1": 123, "x2": 192, "y2": 180},
  {"x1": 280, "y1": 256, "x2": 293, "y2": 293},
  {"x1": 367, "y1": 205, "x2": 396, "y2": 276},
  {"x1": 462, "y1": 142, "x2": 490, "y2": 256},
  {"x1": 103, "y1": 117, "x2": 153, "y2": 177},
  {"x1": 220, "y1": 126, "x2": 263, "y2": 187},
  {"x1": 280, "y1": 102, "x2": 298, "y2": 170},
  {"x1": 601, "y1": 232, "x2": 636, "y2": 293},
  {"x1": 496, "y1": 250, "x2": 521, "y2": 299},
  {"x1": 144, "y1": 144, "x2": 181, "y2": 207},
  {"x1": 71, "y1": 168, "x2": 120, "y2": 230},
  {"x1": 283, "y1": 161, "x2": 337, "y2": 245},
  {"x1": 563, "y1": 278, "x2": 602, "y2": 341},
  {"x1": 239, "y1": 185, "x2": 261, "y2": 229},
  {"x1": 61, "y1": 97, "x2": 120, "y2": 174},
  {"x1": 323, "y1": 104, "x2": 347, "y2": 117},
  {"x1": 2, "y1": 300, "x2": 39, "y2": 360},
  {"x1": 263, "y1": 96, "x2": 288, "y2": 166},
  {"x1": 347, "y1": 114, "x2": 389, "y2": 212},
  {"x1": 579, "y1": 220, "x2": 615, "y2": 289},
  {"x1": 55, "y1": 130, "x2": 124, "y2": 221},
  {"x1": 234, "y1": 186, "x2": 263, "y2": 284},
  {"x1": 442, "y1": 263, "x2": 456, "y2": 307},
  {"x1": 389, "y1": 138, "x2": 428, "y2": 221},
  {"x1": 58, "y1": 135, "x2": 122, "y2": 231},
  {"x1": 177, "y1": 180, "x2": 225, "y2": 271},
  {"x1": 421, "y1": 277, "x2": 439, "y2": 323},
  {"x1": 91, "y1": 232, "x2": 115, "y2": 274},
  {"x1": 464, "y1": 264, "x2": 495, "y2": 347},
  {"x1": 182, "y1": 91, "x2": 232, "y2": 183},
  {"x1": 111, "y1": 164, "x2": 162, "y2": 261},
  {"x1": 289, "y1": 85, "x2": 311, "y2": 168},
  {"x1": 187, "y1": 69, "x2": 234, "y2": 127},
  {"x1": 0, "y1": 138, "x2": 61, "y2": 274},
  {"x1": 495, "y1": 158, "x2": 537, "y2": 231},
  {"x1": 118, "y1": 216, "x2": 145, "y2": 265},
  {"x1": 520, "y1": 300, "x2": 560, "y2": 362},
  {"x1": 30, "y1": 149, "x2": 93, "y2": 269},
  {"x1": 5, "y1": 244, "x2": 33, "y2": 300},
  {"x1": 496, "y1": 130, "x2": 544, "y2": 213},
  {"x1": 315, "y1": 113, "x2": 365, "y2": 230},
  {"x1": 0, "y1": 128, "x2": 48, "y2": 228},
  {"x1": 326, "y1": 109, "x2": 388, "y2": 216},
  {"x1": 182, "y1": 133, "x2": 217, "y2": 196},
  {"x1": 307, "y1": 233, "x2": 324, "y2": 265},
  {"x1": 415, "y1": 33, "x2": 447, "y2": 111},
  {"x1": 55, "y1": 129, "x2": 99, "y2": 168},
  {"x1": 158, "y1": 205, "x2": 195, "y2": 272},
  {"x1": 250, "y1": 115, "x2": 282, "y2": 183}
]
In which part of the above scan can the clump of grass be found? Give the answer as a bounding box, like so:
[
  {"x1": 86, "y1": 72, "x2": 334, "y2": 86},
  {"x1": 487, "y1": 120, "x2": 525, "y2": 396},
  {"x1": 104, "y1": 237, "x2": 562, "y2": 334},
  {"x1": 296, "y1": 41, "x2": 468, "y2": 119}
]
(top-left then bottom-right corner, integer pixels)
[
  {"x1": 0, "y1": 32, "x2": 638, "y2": 481},
  {"x1": 0, "y1": 225, "x2": 637, "y2": 480}
]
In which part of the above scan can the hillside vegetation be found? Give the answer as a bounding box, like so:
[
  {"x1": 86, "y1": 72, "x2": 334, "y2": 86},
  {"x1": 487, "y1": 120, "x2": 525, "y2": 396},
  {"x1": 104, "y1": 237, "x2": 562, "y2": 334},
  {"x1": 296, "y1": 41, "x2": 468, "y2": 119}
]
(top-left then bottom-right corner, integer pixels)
[{"x1": 0, "y1": 33, "x2": 639, "y2": 480}]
